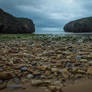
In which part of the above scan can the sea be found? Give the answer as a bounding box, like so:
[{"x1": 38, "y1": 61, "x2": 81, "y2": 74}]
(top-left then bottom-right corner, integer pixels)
[{"x1": 34, "y1": 27, "x2": 92, "y2": 36}]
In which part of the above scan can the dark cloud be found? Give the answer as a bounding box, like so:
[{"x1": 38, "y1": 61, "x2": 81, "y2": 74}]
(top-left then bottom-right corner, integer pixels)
[{"x1": 0, "y1": 0, "x2": 92, "y2": 29}]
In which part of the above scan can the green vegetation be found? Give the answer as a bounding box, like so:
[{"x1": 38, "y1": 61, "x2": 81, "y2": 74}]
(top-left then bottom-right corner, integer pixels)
[
  {"x1": 0, "y1": 34, "x2": 37, "y2": 40},
  {"x1": 0, "y1": 34, "x2": 92, "y2": 42}
]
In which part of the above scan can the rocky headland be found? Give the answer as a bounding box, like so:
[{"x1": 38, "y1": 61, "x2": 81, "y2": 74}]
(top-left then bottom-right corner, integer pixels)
[
  {"x1": 64, "y1": 17, "x2": 92, "y2": 33},
  {"x1": 0, "y1": 8, "x2": 35, "y2": 34}
]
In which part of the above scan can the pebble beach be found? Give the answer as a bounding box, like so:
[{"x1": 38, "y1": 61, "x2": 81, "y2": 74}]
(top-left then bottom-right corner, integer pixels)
[{"x1": 0, "y1": 34, "x2": 92, "y2": 92}]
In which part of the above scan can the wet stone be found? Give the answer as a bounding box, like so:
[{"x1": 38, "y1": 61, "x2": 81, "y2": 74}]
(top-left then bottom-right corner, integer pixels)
[
  {"x1": 76, "y1": 56, "x2": 82, "y2": 60},
  {"x1": 13, "y1": 78, "x2": 21, "y2": 84},
  {"x1": 0, "y1": 82, "x2": 7, "y2": 90},
  {"x1": 88, "y1": 61, "x2": 92, "y2": 66},
  {"x1": 87, "y1": 67, "x2": 92, "y2": 75},
  {"x1": 20, "y1": 67, "x2": 28, "y2": 71},
  {"x1": 7, "y1": 85, "x2": 25, "y2": 89},
  {"x1": 80, "y1": 59, "x2": 88, "y2": 63},
  {"x1": 0, "y1": 72, "x2": 13, "y2": 80},
  {"x1": 26, "y1": 74, "x2": 33, "y2": 79},
  {"x1": 0, "y1": 80, "x2": 3, "y2": 84},
  {"x1": 31, "y1": 80, "x2": 43, "y2": 86},
  {"x1": 51, "y1": 68, "x2": 59, "y2": 73},
  {"x1": 62, "y1": 69, "x2": 70, "y2": 79},
  {"x1": 48, "y1": 85, "x2": 63, "y2": 92}
]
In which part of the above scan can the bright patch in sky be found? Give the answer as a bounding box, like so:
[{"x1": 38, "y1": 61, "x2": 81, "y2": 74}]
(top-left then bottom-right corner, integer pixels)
[{"x1": 69, "y1": 0, "x2": 75, "y2": 3}]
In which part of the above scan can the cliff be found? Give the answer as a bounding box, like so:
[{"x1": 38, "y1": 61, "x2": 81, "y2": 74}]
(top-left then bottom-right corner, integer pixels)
[
  {"x1": 0, "y1": 8, "x2": 35, "y2": 34},
  {"x1": 64, "y1": 17, "x2": 92, "y2": 33}
]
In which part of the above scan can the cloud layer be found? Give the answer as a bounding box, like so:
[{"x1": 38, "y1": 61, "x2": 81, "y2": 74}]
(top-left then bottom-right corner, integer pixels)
[{"x1": 0, "y1": 0, "x2": 92, "y2": 29}]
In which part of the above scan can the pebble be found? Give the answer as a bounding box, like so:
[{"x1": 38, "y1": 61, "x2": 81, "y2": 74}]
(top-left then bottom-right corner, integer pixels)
[
  {"x1": 76, "y1": 56, "x2": 82, "y2": 60},
  {"x1": 51, "y1": 68, "x2": 59, "y2": 73},
  {"x1": 88, "y1": 61, "x2": 92, "y2": 66},
  {"x1": 31, "y1": 80, "x2": 43, "y2": 86},
  {"x1": 87, "y1": 67, "x2": 92, "y2": 75},
  {"x1": 7, "y1": 85, "x2": 25, "y2": 89},
  {"x1": 0, "y1": 80, "x2": 3, "y2": 84},
  {"x1": 77, "y1": 70, "x2": 86, "y2": 74},
  {"x1": 0, "y1": 68, "x2": 4, "y2": 72},
  {"x1": 87, "y1": 55, "x2": 92, "y2": 59},
  {"x1": 26, "y1": 74, "x2": 33, "y2": 79},
  {"x1": 80, "y1": 59, "x2": 88, "y2": 63},
  {"x1": 0, "y1": 82, "x2": 7, "y2": 90},
  {"x1": 13, "y1": 78, "x2": 21, "y2": 84},
  {"x1": 0, "y1": 72, "x2": 13, "y2": 80},
  {"x1": 0, "y1": 37, "x2": 92, "y2": 90},
  {"x1": 20, "y1": 67, "x2": 28, "y2": 71},
  {"x1": 62, "y1": 69, "x2": 70, "y2": 79},
  {"x1": 48, "y1": 85, "x2": 63, "y2": 92}
]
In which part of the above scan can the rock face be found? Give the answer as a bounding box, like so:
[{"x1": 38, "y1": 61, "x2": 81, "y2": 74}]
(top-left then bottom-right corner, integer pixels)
[
  {"x1": 64, "y1": 17, "x2": 92, "y2": 33},
  {"x1": 0, "y1": 8, "x2": 35, "y2": 34}
]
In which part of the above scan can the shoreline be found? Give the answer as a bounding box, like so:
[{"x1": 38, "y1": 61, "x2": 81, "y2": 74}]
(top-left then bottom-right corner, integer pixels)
[{"x1": 34, "y1": 30, "x2": 92, "y2": 35}]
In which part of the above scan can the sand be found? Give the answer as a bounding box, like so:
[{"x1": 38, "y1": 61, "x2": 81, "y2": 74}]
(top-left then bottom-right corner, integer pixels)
[
  {"x1": 63, "y1": 79, "x2": 92, "y2": 92},
  {"x1": 0, "y1": 79, "x2": 92, "y2": 92}
]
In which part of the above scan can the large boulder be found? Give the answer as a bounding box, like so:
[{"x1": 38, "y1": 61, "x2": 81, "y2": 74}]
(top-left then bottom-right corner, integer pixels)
[
  {"x1": 64, "y1": 17, "x2": 92, "y2": 33},
  {"x1": 0, "y1": 8, "x2": 35, "y2": 34}
]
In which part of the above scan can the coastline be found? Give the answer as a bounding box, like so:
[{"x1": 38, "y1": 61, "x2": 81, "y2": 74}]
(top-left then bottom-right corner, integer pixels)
[{"x1": 34, "y1": 28, "x2": 92, "y2": 35}]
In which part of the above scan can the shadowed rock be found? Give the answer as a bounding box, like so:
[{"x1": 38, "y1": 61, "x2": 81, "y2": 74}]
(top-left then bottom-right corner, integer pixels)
[
  {"x1": 0, "y1": 72, "x2": 13, "y2": 80},
  {"x1": 0, "y1": 8, "x2": 35, "y2": 34},
  {"x1": 64, "y1": 17, "x2": 92, "y2": 33}
]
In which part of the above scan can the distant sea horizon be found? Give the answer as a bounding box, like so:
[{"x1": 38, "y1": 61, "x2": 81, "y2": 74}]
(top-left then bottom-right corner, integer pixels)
[
  {"x1": 35, "y1": 27, "x2": 65, "y2": 34},
  {"x1": 34, "y1": 27, "x2": 92, "y2": 36}
]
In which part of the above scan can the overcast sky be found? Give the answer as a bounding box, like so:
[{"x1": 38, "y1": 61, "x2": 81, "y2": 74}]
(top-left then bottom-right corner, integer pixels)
[{"x1": 0, "y1": 0, "x2": 92, "y2": 29}]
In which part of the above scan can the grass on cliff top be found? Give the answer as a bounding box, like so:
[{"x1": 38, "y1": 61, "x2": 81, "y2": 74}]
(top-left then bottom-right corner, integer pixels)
[{"x1": 0, "y1": 34, "x2": 92, "y2": 42}]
